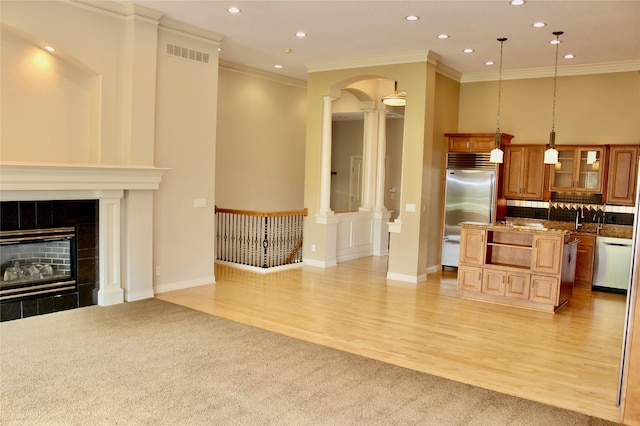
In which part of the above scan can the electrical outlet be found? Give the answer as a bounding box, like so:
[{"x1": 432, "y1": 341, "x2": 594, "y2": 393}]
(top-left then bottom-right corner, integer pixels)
[
  {"x1": 155, "y1": 266, "x2": 161, "y2": 276},
  {"x1": 311, "y1": 244, "x2": 316, "y2": 252},
  {"x1": 193, "y1": 198, "x2": 206, "y2": 208}
]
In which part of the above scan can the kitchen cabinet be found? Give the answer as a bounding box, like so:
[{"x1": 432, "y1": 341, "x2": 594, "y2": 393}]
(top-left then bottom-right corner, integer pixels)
[
  {"x1": 606, "y1": 145, "x2": 639, "y2": 206},
  {"x1": 549, "y1": 146, "x2": 605, "y2": 193},
  {"x1": 459, "y1": 228, "x2": 486, "y2": 265},
  {"x1": 445, "y1": 133, "x2": 513, "y2": 153},
  {"x1": 575, "y1": 233, "x2": 595, "y2": 288},
  {"x1": 503, "y1": 145, "x2": 545, "y2": 200},
  {"x1": 457, "y1": 224, "x2": 576, "y2": 313}
]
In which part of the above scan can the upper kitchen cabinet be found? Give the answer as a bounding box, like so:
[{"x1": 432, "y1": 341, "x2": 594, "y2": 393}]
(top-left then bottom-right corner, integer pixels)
[
  {"x1": 503, "y1": 145, "x2": 545, "y2": 200},
  {"x1": 605, "y1": 145, "x2": 639, "y2": 206},
  {"x1": 549, "y1": 146, "x2": 605, "y2": 193},
  {"x1": 445, "y1": 133, "x2": 513, "y2": 153}
]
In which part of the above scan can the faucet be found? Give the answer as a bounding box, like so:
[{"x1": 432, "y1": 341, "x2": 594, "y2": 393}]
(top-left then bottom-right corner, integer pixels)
[
  {"x1": 593, "y1": 210, "x2": 605, "y2": 234},
  {"x1": 575, "y1": 210, "x2": 583, "y2": 231}
]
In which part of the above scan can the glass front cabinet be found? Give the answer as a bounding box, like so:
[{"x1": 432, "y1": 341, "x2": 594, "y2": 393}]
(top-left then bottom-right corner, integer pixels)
[{"x1": 549, "y1": 146, "x2": 605, "y2": 193}]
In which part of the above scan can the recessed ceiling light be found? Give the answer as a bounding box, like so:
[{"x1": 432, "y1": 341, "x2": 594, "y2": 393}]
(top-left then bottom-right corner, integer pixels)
[
  {"x1": 227, "y1": 7, "x2": 241, "y2": 13},
  {"x1": 533, "y1": 22, "x2": 546, "y2": 28},
  {"x1": 463, "y1": 48, "x2": 474, "y2": 53},
  {"x1": 283, "y1": 48, "x2": 293, "y2": 54},
  {"x1": 217, "y1": 47, "x2": 222, "y2": 52},
  {"x1": 564, "y1": 54, "x2": 575, "y2": 59},
  {"x1": 44, "y1": 45, "x2": 56, "y2": 52},
  {"x1": 485, "y1": 61, "x2": 495, "y2": 66},
  {"x1": 510, "y1": 0, "x2": 526, "y2": 5},
  {"x1": 405, "y1": 15, "x2": 419, "y2": 21},
  {"x1": 274, "y1": 64, "x2": 283, "y2": 69},
  {"x1": 437, "y1": 34, "x2": 449, "y2": 39},
  {"x1": 295, "y1": 32, "x2": 307, "y2": 38}
]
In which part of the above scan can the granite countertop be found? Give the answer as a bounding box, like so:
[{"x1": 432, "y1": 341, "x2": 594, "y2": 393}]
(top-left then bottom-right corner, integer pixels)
[
  {"x1": 461, "y1": 222, "x2": 571, "y2": 235},
  {"x1": 504, "y1": 218, "x2": 633, "y2": 239}
]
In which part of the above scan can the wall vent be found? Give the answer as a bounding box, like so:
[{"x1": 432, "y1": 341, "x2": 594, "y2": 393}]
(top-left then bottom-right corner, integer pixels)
[{"x1": 166, "y1": 44, "x2": 210, "y2": 64}]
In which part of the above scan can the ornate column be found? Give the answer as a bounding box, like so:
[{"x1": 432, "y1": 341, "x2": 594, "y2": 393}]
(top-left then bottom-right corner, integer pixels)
[
  {"x1": 375, "y1": 109, "x2": 388, "y2": 212},
  {"x1": 360, "y1": 109, "x2": 378, "y2": 211},
  {"x1": 318, "y1": 95, "x2": 336, "y2": 217}
]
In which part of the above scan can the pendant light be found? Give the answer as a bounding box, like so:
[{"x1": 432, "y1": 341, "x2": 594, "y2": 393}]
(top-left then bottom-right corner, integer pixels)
[
  {"x1": 490, "y1": 37, "x2": 507, "y2": 164},
  {"x1": 544, "y1": 31, "x2": 564, "y2": 164},
  {"x1": 381, "y1": 81, "x2": 406, "y2": 107}
]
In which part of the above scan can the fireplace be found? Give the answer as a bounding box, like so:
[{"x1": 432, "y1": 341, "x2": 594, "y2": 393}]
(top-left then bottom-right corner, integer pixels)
[{"x1": 0, "y1": 200, "x2": 98, "y2": 321}]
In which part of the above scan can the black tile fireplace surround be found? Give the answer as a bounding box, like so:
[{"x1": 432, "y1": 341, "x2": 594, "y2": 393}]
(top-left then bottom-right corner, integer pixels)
[{"x1": 0, "y1": 200, "x2": 99, "y2": 322}]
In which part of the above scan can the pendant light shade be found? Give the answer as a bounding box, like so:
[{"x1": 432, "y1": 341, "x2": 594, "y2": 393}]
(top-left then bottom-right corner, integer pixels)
[
  {"x1": 490, "y1": 37, "x2": 508, "y2": 164},
  {"x1": 381, "y1": 81, "x2": 406, "y2": 107},
  {"x1": 544, "y1": 31, "x2": 564, "y2": 165}
]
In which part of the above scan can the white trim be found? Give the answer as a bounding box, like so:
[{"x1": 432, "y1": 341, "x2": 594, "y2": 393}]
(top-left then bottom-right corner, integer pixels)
[
  {"x1": 426, "y1": 265, "x2": 440, "y2": 275},
  {"x1": 214, "y1": 260, "x2": 304, "y2": 274},
  {"x1": 0, "y1": 163, "x2": 169, "y2": 192},
  {"x1": 220, "y1": 60, "x2": 306, "y2": 89},
  {"x1": 98, "y1": 287, "x2": 124, "y2": 306},
  {"x1": 386, "y1": 272, "x2": 427, "y2": 284},
  {"x1": 125, "y1": 290, "x2": 155, "y2": 302},
  {"x1": 307, "y1": 50, "x2": 433, "y2": 74},
  {"x1": 303, "y1": 258, "x2": 337, "y2": 268},
  {"x1": 462, "y1": 60, "x2": 640, "y2": 83},
  {"x1": 154, "y1": 275, "x2": 216, "y2": 294}
]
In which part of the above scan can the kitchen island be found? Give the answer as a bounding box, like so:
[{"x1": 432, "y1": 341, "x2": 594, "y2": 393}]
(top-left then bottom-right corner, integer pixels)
[{"x1": 457, "y1": 222, "x2": 578, "y2": 313}]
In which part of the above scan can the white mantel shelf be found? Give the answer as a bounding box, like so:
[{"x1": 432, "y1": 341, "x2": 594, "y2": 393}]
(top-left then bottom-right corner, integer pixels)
[
  {"x1": 0, "y1": 162, "x2": 170, "y2": 306},
  {"x1": 0, "y1": 163, "x2": 170, "y2": 194}
]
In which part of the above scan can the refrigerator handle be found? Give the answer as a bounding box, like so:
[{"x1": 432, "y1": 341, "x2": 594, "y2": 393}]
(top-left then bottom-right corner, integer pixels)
[
  {"x1": 490, "y1": 172, "x2": 496, "y2": 223},
  {"x1": 443, "y1": 237, "x2": 460, "y2": 244}
]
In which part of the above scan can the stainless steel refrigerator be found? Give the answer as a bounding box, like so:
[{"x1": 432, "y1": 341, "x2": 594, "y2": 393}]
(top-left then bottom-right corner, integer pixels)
[{"x1": 442, "y1": 153, "x2": 497, "y2": 268}]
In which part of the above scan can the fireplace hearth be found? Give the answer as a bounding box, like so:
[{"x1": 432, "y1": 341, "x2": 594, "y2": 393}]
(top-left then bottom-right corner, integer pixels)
[{"x1": 0, "y1": 200, "x2": 98, "y2": 321}]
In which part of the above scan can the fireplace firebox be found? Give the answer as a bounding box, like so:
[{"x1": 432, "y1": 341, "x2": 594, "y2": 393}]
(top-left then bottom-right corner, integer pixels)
[
  {"x1": 1, "y1": 227, "x2": 77, "y2": 302},
  {"x1": 0, "y1": 200, "x2": 98, "y2": 321}
]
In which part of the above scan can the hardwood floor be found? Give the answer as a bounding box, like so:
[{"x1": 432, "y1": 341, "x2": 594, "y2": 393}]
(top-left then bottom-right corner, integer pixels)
[{"x1": 156, "y1": 257, "x2": 627, "y2": 423}]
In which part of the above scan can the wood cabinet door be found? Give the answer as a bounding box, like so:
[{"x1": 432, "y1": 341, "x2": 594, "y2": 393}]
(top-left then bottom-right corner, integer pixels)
[
  {"x1": 503, "y1": 146, "x2": 524, "y2": 198},
  {"x1": 575, "y1": 234, "x2": 595, "y2": 286},
  {"x1": 457, "y1": 266, "x2": 482, "y2": 292},
  {"x1": 549, "y1": 148, "x2": 576, "y2": 191},
  {"x1": 606, "y1": 145, "x2": 639, "y2": 206},
  {"x1": 505, "y1": 272, "x2": 531, "y2": 299},
  {"x1": 521, "y1": 146, "x2": 545, "y2": 199},
  {"x1": 575, "y1": 147, "x2": 605, "y2": 193},
  {"x1": 530, "y1": 275, "x2": 560, "y2": 305},
  {"x1": 446, "y1": 133, "x2": 513, "y2": 153},
  {"x1": 531, "y1": 235, "x2": 562, "y2": 275},
  {"x1": 482, "y1": 269, "x2": 505, "y2": 296},
  {"x1": 460, "y1": 228, "x2": 486, "y2": 265}
]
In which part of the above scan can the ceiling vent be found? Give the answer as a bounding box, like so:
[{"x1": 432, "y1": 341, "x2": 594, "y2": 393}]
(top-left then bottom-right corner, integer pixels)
[{"x1": 166, "y1": 44, "x2": 210, "y2": 64}]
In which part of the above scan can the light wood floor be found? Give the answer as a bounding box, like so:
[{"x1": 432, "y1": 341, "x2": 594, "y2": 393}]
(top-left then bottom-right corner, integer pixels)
[{"x1": 156, "y1": 256, "x2": 627, "y2": 423}]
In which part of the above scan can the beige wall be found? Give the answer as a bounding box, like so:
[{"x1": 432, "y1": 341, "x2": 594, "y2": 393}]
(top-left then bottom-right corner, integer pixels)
[
  {"x1": 1, "y1": 1, "x2": 222, "y2": 294},
  {"x1": 459, "y1": 72, "x2": 640, "y2": 144},
  {"x1": 153, "y1": 26, "x2": 219, "y2": 290},
  {"x1": 215, "y1": 65, "x2": 307, "y2": 212}
]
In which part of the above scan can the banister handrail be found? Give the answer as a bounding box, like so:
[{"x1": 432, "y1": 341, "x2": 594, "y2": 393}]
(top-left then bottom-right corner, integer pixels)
[{"x1": 215, "y1": 206, "x2": 308, "y2": 218}]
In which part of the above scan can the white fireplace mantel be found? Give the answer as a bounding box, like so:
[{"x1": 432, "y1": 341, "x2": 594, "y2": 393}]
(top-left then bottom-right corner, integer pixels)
[{"x1": 0, "y1": 163, "x2": 170, "y2": 306}]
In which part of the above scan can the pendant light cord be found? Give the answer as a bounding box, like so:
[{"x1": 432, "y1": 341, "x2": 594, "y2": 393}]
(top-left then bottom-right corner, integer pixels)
[
  {"x1": 496, "y1": 38, "x2": 507, "y2": 135},
  {"x1": 550, "y1": 31, "x2": 563, "y2": 134}
]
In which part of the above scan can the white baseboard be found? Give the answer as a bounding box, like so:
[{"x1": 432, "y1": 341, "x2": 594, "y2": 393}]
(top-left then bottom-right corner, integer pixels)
[
  {"x1": 386, "y1": 272, "x2": 428, "y2": 284},
  {"x1": 125, "y1": 290, "x2": 155, "y2": 302},
  {"x1": 214, "y1": 260, "x2": 304, "y2": 274},
  {"x1": 303, "y1": 258, "x2": 337, "y2": 268},
  {"x1": 154, "y1": 275, "x2": 216, "y2": 294}
]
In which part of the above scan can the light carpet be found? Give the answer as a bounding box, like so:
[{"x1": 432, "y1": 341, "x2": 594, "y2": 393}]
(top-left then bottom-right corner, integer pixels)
[{"x1": 0, "y1": 299, "x2": 618, "y2": 425}]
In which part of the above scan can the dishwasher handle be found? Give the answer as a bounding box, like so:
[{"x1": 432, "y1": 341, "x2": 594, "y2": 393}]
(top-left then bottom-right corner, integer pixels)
[{"x1": 602, "y1": 242, "x2": 632, "y2": 248}]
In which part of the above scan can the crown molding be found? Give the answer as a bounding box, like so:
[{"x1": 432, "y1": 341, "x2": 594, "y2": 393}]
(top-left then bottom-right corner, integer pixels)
[
  {"x1": 307, "y1": 50, "x2": 434, "y2": 74},
  {"x1": 219, "y1": 60, "x2": 307, "y2": 89},
  {"x1": 436, "y1": 63, "x2": 462, "y2": 82},
  {"x1": 461, "y1": 60, "x2": 640, "y2": 83}
]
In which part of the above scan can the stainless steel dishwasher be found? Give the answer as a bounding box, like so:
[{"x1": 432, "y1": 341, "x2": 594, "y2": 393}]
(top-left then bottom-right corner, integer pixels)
[{"x1": 592, "y1": 236, "x2": 633, "y2": 294}]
